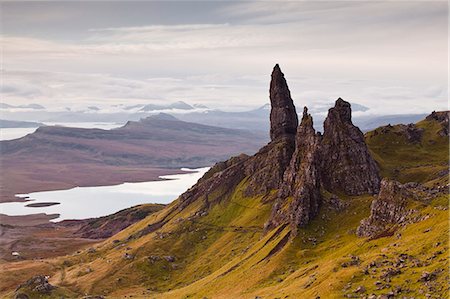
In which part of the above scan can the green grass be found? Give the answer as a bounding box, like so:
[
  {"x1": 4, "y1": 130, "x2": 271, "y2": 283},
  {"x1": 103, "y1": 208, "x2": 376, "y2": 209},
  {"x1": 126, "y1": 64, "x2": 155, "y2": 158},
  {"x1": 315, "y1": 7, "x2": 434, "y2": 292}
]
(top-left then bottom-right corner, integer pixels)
[{"x1": 366, "y1": 118, "x2": 448, "y2": 184}]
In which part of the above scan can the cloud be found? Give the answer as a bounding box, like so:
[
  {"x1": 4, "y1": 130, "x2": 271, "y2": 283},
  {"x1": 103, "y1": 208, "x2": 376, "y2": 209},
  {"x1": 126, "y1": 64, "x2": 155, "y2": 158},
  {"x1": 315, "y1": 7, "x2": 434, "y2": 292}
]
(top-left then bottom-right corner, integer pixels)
[{"x1": 1, "y1": 1, "x2": 447, "y2": 115}]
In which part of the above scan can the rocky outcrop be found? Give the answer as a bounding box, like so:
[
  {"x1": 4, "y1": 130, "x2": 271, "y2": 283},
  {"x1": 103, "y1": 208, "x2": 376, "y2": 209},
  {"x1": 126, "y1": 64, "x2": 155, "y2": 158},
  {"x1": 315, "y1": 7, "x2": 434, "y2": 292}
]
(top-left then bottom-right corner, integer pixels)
[
  {"x1": 266, "y1": 107, "x2": 322, "y2": 234},
  {"x1": 71, "y1": 204, "x2": 165, "y2": 239},
  {"x1": 370, "y1": 123, "x2": 424, "y2": 143},
  {"x1": 357, "y1": 179, "x2": 412, "y2": 238},
  {"x1": 178, "y1": 154, "x2": 248, "y2": 211},
  {"x1": 399, "y1": 124, "x2": 424, "y2": 143},
  {"x1": 177, "y1": 66, "x2": 381, "y2": 237},
  {"x1": 320, "y1": 98, "x2": 380, "y2": 195},
  {"x1": 269, "y1": 64, "x2": 298, "y2": 141},
  {"x1": 15, "y1": 275, "x2": 55, "y2": 297},
  {"x1": 426, "y1": 111, "x2": 449, "y2": 136}
]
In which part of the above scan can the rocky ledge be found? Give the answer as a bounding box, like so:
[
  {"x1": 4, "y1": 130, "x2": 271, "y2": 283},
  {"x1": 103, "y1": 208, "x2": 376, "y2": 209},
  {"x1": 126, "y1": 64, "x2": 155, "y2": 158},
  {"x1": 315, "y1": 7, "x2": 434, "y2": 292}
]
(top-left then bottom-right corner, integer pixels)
[{"x1": 356, "y1": 178, "x2": 446, "y2": 238}]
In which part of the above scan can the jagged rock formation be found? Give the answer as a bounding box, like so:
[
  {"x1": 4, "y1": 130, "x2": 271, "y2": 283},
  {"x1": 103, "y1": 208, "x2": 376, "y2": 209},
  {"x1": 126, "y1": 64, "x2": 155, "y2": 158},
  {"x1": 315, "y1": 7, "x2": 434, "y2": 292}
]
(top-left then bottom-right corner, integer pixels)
[
  {"x1": 243, "y1": 64, "x2": 299, "y2": 196},
  {"x1": 266, "y1": 107, "x2": 322, "y2": 234},
  {"x1": 426, "y1": 110, "x2": 449, "y2": 136},
  {"x1": 357, "y1": 179, "x2": 412, "y2": 238},
  {"x1": 320, "y1": 98, "x2": 380, "y2": 195},
  {"x1": 269, "y1": 64, "x2": 298, "y2": 141}
]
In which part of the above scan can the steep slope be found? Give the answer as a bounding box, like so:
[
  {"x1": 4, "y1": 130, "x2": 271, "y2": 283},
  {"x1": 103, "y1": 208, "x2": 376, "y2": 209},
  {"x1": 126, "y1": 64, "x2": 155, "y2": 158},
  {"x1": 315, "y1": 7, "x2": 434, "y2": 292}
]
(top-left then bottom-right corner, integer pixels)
[{"x1": 2, "y1": 67, "x2": 448, "y2": 299}]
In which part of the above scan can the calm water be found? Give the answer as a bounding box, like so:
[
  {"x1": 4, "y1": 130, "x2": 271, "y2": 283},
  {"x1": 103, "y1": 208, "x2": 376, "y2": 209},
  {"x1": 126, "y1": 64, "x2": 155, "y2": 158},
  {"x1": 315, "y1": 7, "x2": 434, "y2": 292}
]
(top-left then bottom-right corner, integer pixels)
[
  {"x1": 0, "y1": 167, "x2": 209, "y2": 222},
  {"x1": 0, "y1": 122, "x2": 122, "y2": 141},
  {"x1": 0, "y1": 127, "x2": 39, "y2": 140}
]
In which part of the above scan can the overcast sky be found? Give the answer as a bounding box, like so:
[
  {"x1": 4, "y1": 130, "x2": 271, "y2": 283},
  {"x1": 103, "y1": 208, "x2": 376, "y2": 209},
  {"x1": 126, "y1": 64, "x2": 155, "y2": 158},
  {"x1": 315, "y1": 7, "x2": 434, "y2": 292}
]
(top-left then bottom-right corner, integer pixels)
[{"x1": 1, "y1": 1, "x2": 448, "y2": 114}]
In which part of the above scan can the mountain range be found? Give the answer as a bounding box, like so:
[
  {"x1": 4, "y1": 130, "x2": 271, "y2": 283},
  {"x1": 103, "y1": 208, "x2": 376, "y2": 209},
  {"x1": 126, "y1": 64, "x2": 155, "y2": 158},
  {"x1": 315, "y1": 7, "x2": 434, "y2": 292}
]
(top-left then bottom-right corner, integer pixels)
[{"x1": 1, "y1": 100, "x2": 427, "y2": 133}]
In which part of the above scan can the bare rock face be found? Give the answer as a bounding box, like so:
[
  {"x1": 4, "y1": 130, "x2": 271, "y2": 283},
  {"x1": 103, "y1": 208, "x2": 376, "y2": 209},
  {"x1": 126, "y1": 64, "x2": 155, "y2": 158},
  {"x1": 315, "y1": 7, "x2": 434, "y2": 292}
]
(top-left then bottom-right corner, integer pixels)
[
  {"x1": 177, "y1": 154, "x2": 248, "y2": 211},
  {"x1": 320, "y1": 98, "x2": 380, "y2": 195},
  {"x1": 426, "y1": 111, "x2": 449, "y2": 136},
  {"x1": 265, "y1": 107, "x2": 322, "y2": 235},
  {"x1": 269, "y1": 64, "x2": 298, "y2": 141},
  {"x1": 243, "y1": 137, "x2": 296, "y2": 197},
  {"x1": 357, "y1": 179, "x2": 412, "y2": 238}
]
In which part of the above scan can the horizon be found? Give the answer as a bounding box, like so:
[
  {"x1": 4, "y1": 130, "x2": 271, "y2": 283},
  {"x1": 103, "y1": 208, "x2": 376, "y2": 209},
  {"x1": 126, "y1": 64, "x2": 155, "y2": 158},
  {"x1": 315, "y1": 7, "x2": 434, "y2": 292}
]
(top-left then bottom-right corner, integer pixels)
[{"x1": 1, "y1": 1, "x2": 448, "y2": 115}]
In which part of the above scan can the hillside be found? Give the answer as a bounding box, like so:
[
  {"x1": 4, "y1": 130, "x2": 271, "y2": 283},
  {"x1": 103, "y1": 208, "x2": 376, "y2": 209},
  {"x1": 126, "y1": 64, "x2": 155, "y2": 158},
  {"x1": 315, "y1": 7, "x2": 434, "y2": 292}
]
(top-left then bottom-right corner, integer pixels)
[
  {"x1": 1, "y1": 66, "x2": 448, "y2": 299},
  {"x1": 0, "y1": 114, "x2": 266, "y2": 202}
]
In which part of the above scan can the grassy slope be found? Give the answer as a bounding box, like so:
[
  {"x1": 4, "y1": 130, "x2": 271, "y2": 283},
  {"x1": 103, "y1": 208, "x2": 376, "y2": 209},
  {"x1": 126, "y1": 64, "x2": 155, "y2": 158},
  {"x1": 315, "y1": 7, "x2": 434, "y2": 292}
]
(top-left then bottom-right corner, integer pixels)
[
  {"x1": 365, "y1": 119, "x2": 448, "y2": 185},
  {"x1": 1, "y1": 117, "x2": 448, "y2": 298}
]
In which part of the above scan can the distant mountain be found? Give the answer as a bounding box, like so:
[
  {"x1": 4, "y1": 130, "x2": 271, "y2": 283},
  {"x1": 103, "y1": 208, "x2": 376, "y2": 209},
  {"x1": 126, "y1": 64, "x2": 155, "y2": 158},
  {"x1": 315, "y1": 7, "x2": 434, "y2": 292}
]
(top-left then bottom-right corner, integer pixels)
[
  {"x1": 0, "y1": 119, "x2": 44, "y2": 128},
  {"x1": 0, "y1": 103, "x2": 45, "y2": 110},
  {"x1": 0, "y1": 114, "x2": 267, "y2": 202},
  {"x1": 354, "y1": 113, "x2": 428, "y2": 131},
  {"x1": 140, "y1": 101, "x2": 194, "y2": 111}
]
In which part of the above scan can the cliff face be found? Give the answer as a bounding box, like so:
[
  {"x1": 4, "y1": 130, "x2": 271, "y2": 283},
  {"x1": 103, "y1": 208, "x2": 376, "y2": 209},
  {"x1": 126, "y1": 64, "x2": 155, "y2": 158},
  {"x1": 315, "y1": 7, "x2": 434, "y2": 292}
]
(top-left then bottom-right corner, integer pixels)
[
  {"x1": 320, "y1": 98, "x2": 381, "y2": 195},
  {"x1": 179, "y1": 65, "x2": 381, "y2": 235},
  {"x1": 266, "y1": 107, "x2": 322, "y2": 233}
]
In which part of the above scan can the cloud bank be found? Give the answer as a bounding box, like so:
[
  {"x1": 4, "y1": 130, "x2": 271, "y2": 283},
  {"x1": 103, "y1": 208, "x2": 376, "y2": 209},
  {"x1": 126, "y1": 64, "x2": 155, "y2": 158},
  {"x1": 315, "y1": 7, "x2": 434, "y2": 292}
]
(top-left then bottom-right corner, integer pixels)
[{"x1": 1, "y1": 1, "x2": 448, "y2": 114}]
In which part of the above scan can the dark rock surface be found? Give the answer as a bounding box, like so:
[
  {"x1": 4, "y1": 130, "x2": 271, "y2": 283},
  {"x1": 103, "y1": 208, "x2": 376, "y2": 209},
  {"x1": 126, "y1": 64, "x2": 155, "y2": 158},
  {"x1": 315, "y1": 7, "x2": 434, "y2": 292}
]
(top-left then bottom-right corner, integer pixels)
[
  {"x1": 266, "y1": 107, "x2": 322, "y2": 234},
  {"x1": 269, "y1": 64, "x2": 298, "y2": 141},
  {"x1": 398, "y1": 124, "x2": 424, "y2": 143},
  {"x1": 426, "y1": 110, "x2": 449, "y2": 136},
  {"x1": 357, "y1": 179, "x2": 412, "y2": 238},
  {"x1": 320, "y1": 98, "x2": 380, "y2": 195}
]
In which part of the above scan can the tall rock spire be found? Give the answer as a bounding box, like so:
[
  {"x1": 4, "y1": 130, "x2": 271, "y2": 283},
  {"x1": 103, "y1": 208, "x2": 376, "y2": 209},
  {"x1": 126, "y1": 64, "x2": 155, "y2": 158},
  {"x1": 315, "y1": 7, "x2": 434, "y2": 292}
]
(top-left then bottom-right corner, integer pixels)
[
  {"x1": 320, "y1": 98, "x2": 381, "y2": 195},
  {"x1": 269, "y1": 64, "x2": 298, "y2": 141},
  {"x1": 265, "y1": 107, "x2": 322, "y2": 235}
]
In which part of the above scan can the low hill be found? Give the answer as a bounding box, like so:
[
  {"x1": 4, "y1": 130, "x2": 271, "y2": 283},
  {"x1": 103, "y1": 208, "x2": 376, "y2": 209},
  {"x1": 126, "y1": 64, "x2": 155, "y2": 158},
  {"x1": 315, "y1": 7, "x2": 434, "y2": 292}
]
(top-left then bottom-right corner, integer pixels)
[{"x1": 0, "y1": 114, "x2": 267, "y2": 202}]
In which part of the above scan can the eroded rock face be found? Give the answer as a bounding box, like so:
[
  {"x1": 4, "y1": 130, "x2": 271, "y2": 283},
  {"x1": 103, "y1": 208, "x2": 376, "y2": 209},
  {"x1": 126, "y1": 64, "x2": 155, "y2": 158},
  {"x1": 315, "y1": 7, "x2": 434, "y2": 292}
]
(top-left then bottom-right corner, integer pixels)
[
  {"x1": 357, "y1": 179, "x2": 411, "y2": 238},
  {"x1": 426, "y1": 111, "x2": 449, "y2": 136},
  {"x1": 243, "y1": 136, "x2": 296, "y2": 197},
  {"x1": 266, "y1": 107, "x2": 322, "y2": 234},
  {"x1": 269, "y1": 64, "x2": 298, "y2": 141},
  {"x1": 320, "y1": 98, "x2": 380, "y2": 195},
  {"x1": 177, "y1": 154, "x2": 248, "y2": 211}
]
